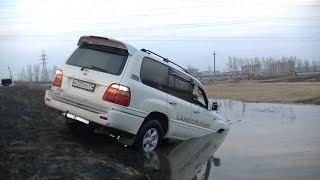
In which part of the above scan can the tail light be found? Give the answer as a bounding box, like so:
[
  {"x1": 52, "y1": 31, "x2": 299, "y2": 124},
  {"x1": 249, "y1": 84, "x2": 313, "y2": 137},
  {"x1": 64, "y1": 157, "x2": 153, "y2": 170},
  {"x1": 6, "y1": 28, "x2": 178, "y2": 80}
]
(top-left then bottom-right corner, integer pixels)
[
  {"x1": 53, "y1": 69, "x2": 63, "y2": 87},
  {"x1": 102, "y1": 84, "x2": 131, "y2": 107}
]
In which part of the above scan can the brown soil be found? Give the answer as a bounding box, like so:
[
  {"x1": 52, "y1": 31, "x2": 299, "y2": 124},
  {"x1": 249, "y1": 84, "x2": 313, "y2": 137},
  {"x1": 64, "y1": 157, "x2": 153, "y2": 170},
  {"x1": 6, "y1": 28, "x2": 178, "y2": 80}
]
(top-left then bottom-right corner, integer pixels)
[{"x1": 204, "y1": 82, "x2": 320, "y2": 105}]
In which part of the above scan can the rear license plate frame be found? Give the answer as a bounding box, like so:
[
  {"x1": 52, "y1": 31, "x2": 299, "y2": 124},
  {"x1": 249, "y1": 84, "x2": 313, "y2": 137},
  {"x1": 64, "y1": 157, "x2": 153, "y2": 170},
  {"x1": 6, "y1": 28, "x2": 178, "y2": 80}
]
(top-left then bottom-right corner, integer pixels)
[{"x1": 72, "y1": 79, "x2": 96, "y2": 92}]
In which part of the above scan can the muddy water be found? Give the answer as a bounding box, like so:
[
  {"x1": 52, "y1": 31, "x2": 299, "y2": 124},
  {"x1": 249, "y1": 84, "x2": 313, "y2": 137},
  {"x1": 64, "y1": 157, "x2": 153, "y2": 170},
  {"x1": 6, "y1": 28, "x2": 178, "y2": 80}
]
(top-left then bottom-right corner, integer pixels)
[{"x1": 213, "y1": 99, "x2": 320, "y2": 180}]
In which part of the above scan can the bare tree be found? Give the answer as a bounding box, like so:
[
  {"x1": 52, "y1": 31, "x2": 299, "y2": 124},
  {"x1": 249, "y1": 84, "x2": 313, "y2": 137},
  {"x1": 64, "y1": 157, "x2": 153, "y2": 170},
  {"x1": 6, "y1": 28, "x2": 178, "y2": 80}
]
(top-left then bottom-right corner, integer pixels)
[
  {"x1": 33, "y1": 64, "x2": 40, "y2": 82},
  {"x1": 27, "y1": 65, "x2": 33, "y2": 82},
  {"x1": 296, "y1": 59, "x2": 303, "y2": 73},
  {"x1": 227, "y1": 56, "x2": 240, "y2": 77},
  {"x1": 304, "y1": 60, "x2": 310, "y2": 72},
  {"x1": 227, "y1": 56, "x2": 233, "y2": 75},
  {"x1": 227, "y1": 56, "x2": 300, "y2": 75},
  {"x1": 312, "y1": 60, "x2": 317, "y2": 72},
  {"x1": 232, "y1": 57, "x2": 239, "y2": 73},
  {"x1": 238, "y1": 58, "x2": 245, "y2": 70},
  {"x1": 254, "y1": 57, "x2": 261, "y2": 66},
  {"x1": 261, "y1": 58, "x2": 270, "y2": 73},
  {"x1": 20, "y1": 67, "x2": 26, "y2": 81}
]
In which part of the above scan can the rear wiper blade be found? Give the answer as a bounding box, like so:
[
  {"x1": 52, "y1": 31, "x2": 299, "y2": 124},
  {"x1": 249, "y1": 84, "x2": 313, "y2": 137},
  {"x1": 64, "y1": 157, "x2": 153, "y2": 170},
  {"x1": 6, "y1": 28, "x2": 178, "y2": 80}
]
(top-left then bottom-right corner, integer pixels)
[{"x1": 81, "y1": 65, "x2": 110, "y2": 73}]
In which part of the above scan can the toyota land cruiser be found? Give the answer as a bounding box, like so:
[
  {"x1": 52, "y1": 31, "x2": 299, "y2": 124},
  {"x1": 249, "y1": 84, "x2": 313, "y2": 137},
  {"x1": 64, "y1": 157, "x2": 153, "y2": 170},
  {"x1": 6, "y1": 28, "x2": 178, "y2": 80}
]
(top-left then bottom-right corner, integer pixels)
[{"x1": 45, "y1": 36, "x2": 229, "y2": 152}]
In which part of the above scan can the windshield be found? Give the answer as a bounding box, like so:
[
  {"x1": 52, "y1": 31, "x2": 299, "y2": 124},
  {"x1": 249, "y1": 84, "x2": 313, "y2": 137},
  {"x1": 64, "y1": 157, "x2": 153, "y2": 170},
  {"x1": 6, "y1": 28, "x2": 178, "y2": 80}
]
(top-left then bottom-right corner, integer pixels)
[{"x1": 66, "y1": 43, "x2": 129, "y2": 75}]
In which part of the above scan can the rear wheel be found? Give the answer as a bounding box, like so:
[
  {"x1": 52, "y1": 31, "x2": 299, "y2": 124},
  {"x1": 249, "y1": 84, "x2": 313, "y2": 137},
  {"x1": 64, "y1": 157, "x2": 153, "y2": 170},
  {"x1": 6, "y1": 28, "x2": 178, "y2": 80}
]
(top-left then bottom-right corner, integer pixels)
[{"x1": 135, "y1": 120, "x2": 163, "y2": 153}]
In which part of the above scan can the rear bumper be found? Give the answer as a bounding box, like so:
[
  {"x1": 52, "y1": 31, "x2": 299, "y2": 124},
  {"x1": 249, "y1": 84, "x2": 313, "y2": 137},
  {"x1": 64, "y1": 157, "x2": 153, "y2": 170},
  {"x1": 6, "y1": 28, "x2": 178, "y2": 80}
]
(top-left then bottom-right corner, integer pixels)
[{"x1": 45, "y1": 90, "x2": 145, "y2": 135}]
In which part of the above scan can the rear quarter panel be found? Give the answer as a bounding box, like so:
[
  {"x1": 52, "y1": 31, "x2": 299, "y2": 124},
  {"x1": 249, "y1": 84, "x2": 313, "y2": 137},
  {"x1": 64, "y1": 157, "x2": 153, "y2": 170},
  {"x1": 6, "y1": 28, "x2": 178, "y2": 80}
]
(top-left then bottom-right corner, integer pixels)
[{"x1": 121, "y1": 53, "x2": 169, "y2": 126}]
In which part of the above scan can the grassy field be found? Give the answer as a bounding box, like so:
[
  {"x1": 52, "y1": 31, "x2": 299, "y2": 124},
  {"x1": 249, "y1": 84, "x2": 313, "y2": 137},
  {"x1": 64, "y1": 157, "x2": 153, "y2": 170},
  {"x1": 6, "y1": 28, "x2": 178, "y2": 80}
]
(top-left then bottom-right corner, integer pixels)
[{"x1": 204, "y1": 81, "x2": 320, "y2": 105}]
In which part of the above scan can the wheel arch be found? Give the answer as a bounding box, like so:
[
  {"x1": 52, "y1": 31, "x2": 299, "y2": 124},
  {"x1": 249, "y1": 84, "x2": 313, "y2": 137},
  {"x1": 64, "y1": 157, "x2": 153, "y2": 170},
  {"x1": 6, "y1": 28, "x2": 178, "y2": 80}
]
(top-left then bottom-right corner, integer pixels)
[{"x1": 140, "y1": 111, "x2": 169, "y2": 137}]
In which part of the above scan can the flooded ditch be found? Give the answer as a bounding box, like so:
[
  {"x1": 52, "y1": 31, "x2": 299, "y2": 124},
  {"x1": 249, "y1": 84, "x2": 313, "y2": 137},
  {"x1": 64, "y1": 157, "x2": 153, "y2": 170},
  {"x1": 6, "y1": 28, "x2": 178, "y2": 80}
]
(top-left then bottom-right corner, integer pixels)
[
  {"x1": 214, "y1": 99, "x2": 320, "y2": 180},
  {"x1": 0, "y1": 87, "x2": 320, "y2": 179}
]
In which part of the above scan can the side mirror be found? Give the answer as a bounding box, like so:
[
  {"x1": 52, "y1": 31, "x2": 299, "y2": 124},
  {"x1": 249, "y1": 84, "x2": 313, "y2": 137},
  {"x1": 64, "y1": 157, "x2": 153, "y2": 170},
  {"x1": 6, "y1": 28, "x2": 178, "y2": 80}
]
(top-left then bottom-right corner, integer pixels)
[{"x1": 211, "y1": 102, "x2": 219, "y2": 111}]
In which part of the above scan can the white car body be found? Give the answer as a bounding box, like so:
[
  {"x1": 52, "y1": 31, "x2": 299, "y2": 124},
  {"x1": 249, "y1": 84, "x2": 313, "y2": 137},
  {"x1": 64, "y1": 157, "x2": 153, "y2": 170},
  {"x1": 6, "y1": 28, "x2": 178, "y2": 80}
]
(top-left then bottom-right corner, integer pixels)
[{"x1": 45, "y1": 36, "x2": 229, "y2": 148}]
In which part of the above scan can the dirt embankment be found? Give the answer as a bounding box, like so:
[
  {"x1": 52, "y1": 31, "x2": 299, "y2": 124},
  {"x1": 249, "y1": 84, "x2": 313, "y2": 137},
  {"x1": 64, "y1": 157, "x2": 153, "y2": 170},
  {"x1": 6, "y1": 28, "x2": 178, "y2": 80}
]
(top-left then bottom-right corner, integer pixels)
[
  {"x1": 0, "y1": 87, "x2": 157, "y2": 179},
  {"x1": 204, "y1": 82, "x2": 320, "y2": 105}
]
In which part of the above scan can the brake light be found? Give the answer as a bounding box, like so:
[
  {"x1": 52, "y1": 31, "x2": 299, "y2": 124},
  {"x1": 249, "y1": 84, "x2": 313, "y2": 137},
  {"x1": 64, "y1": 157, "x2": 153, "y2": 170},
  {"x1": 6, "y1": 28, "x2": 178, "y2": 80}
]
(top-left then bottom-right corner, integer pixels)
[
  {"x1": 102, "y1": 84, "x2": 131, "y2": 107},
  {"x1": 53, "y1": 69, "x2": 63, "y2": 87}
]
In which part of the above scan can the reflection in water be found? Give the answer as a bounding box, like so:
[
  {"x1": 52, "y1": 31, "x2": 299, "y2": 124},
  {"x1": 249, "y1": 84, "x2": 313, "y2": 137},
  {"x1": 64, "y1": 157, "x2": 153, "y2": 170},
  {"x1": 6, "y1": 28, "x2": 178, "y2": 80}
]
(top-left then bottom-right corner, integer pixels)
[
  {"x1": 76, "y1": 100, "x2": 319, "y2": 180},
  {"x1": 216, "y1": 99, "x2": 298, "y2": 124},
  {"x1": 289, "y1": 105, "x2": 296, "y2": 123},
  {"x1": 139, "y1": 131, "x2": 228, "y2": 180},
  {"x1": 212, "y1": 100, "x2": 320, "y2": 180},
  {"x1": 241, "y1": 101, "x2": 246, "y2": 117}
]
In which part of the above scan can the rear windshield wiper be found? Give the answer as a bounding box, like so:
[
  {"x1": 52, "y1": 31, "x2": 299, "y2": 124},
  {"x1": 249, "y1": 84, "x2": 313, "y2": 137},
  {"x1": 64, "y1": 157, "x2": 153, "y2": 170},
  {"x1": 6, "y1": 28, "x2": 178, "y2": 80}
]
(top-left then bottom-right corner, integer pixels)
[{"x1": 81, "y1": 65, "x2": 110, "y2": 73}]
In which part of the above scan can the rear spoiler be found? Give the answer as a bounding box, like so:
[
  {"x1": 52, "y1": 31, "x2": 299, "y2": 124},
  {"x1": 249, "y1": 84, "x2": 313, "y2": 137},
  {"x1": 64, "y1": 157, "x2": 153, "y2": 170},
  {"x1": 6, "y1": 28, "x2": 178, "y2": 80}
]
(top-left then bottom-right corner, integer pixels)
[{"x1": 77, "y1": 36, "x2": 137, "y2": 55}]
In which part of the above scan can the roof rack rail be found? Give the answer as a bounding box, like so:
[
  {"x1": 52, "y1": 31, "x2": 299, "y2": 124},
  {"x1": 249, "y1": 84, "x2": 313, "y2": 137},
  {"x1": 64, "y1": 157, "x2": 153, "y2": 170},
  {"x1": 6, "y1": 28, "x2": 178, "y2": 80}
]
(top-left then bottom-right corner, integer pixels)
[{"x1": 141, "y1": 49, "x2": 189, "y2": 74}]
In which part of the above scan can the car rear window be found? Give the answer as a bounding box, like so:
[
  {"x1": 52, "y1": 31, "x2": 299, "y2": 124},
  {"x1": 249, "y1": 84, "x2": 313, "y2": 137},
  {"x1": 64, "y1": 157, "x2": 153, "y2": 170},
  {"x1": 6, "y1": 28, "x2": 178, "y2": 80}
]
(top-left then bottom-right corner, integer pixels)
[
  {"x1": 140, "y1": 57, "x2": 169, "y2": 92},
  {"x1": 66, "y1": 43, "x2": 129, "y2": 75}
]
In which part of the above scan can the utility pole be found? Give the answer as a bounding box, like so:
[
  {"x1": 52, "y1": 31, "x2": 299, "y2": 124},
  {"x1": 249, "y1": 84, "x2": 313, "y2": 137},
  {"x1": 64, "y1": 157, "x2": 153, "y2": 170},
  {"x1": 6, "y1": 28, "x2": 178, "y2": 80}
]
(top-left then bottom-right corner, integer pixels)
[
  {"x1": 213, "y1": 51, "x2": 216, "y2": 75},
  {"x1": 40, "y1": 50, "x2": 49, "y2": 82}
]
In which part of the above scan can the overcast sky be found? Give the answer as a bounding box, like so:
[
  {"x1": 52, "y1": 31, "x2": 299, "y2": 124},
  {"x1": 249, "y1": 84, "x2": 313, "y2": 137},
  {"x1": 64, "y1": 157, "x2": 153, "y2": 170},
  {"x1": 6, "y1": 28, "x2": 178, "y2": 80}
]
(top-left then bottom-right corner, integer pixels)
[{"x1": 0, "y1": 0, "x2": 319, "y2": 78}]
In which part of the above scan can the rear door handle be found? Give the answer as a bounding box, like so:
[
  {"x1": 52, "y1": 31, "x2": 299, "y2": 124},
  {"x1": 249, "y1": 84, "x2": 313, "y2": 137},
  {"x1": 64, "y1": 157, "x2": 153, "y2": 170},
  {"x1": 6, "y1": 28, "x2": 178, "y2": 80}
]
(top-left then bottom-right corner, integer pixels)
[
  {"x1": 169, "y1": 100, "x2": 177, "y2": 105},
  {"x1": 193, "y1": 110, "x2": 200, "y2": 114}
]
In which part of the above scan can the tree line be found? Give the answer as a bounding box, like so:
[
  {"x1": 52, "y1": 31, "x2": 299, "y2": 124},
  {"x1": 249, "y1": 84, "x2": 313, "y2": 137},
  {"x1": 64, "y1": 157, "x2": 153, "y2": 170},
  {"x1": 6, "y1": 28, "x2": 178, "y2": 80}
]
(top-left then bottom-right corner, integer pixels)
[
  {"x1": 17, "y1": 64, "x2": 58, "y2": 82},
  {"x1": 226, "y1": 56, "x2": 320, "y2": 75}
]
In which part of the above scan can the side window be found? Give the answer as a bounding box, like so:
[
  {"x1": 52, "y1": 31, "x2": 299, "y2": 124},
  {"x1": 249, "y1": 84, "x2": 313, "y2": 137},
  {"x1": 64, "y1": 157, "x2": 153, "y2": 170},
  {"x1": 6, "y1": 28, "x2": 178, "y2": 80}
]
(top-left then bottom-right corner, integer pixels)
[
  {"x1": 192, "y1": 85, "x2": 208, "y2": 109},
  {"x1": 140, "y1": 57, "x2": 169, "y2": 92},
  {"x1": 168, "y1": 68, "x2": 193, "y2": 102}
]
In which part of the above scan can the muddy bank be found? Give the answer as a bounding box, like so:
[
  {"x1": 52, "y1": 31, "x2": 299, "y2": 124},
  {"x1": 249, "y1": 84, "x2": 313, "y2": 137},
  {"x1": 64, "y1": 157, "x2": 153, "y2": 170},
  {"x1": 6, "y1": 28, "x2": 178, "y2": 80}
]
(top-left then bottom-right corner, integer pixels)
[{"x1": 0, "y1": 87, "x2": 147, "y2": 179}]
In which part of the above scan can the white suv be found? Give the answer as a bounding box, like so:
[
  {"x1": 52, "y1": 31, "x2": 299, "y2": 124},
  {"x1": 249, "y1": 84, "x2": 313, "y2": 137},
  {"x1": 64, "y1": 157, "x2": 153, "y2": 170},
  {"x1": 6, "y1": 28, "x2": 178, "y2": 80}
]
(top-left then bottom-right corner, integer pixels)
[{"x1": 45, "y1": 36, "x2": 229, "y2": 152}]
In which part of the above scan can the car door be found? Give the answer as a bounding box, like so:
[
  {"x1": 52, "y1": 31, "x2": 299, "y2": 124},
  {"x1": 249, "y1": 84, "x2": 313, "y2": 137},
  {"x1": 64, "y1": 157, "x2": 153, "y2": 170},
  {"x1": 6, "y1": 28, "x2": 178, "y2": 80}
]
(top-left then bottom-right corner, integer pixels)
[
  {"x1": 190, "y1": 85, "x2": 214, "y2": 136},
  {"x1": 166, "y1": 68, "x2": 193, "y2": 139}
]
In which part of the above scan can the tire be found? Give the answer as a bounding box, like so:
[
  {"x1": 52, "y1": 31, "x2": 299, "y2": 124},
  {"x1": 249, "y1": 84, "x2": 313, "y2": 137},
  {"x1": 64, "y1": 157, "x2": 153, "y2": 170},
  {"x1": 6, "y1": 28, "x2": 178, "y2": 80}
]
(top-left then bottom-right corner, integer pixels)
[
  {"x1": 65, "y1": 118, "x2": 95, "y2": 134},
  {"x1": 135, "y1": 120, "x2": 163, "y2": 153}
]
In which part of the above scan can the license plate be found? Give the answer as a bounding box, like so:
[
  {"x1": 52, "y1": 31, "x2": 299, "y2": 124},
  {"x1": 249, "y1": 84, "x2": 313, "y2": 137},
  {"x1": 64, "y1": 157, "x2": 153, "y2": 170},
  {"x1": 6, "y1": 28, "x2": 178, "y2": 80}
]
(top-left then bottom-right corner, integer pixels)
[{"x1": 72, "y1": 79, "x2": 95, "y2": 92}]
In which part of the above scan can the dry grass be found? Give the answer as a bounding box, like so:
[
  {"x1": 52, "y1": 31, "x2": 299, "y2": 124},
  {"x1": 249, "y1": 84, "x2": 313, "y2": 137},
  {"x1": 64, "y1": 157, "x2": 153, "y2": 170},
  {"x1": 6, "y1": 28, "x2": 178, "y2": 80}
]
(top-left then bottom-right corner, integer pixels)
[
  {"x1": 204, "y1": 82, "x2": 320, "y2": 104},
  {"x1": 15, "y1": 82, "x2": 50, "y2": 92}
]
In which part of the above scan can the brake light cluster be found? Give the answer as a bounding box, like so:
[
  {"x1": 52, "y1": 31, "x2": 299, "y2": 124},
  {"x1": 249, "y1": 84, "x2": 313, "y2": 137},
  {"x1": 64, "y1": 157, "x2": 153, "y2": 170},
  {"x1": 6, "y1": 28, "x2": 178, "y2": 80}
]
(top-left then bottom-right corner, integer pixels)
[
  {"x1": 102, "y1": 84, "x2": 131, "y2": 106},
  {"x1": 53, "y1": 69, "x2": 63, "y2": 87}
]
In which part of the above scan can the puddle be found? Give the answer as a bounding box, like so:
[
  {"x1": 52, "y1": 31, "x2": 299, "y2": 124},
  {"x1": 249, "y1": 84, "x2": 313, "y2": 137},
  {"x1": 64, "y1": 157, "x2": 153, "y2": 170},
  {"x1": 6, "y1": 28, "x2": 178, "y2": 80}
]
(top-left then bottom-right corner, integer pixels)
[
  {"x1": 213, "y1": 99, "x2": 320, "y2": 180},
  {"x1": 77, "y1": 99, "x2": 320, "y2": 179}
]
